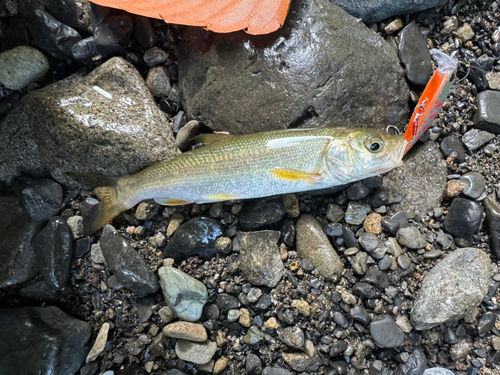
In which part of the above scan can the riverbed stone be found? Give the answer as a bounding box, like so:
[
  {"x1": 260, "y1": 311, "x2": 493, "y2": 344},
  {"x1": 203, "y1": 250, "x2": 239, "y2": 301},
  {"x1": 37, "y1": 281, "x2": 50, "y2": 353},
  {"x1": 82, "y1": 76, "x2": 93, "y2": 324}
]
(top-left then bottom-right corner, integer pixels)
[
  {"x1": 411, "y1": 248, "x2": 491, "y2": 330},
  {"x1": 175, "y1": 339, "x2": 217, "y2": 365},
  {"x1": 484, "y1": 194, "x2": 500, "y2": 259},
  {"x1": 398, "y1": 21, "x2": 432, "y2": 86},
  {"x1": 0, "y1": 46, "x2": 49, "y2": 90},
  {"x1": 474, "y1": 90, "x2": 500, "y2": 133},
  {"x1": 296, "y1": 214, "x2": 344, "y2": 281},
  {"x1": 370, "y1": 315, "x2": 405, "y2": 348},
  {"x1": 162, "y1": 322, "x2": 207, "y2": 342},
  {"x1": 13, "y1": 176, "x2": 63, "y2": 221},
  {"x1": 179, "y1": 0, "x2": 409, "y2": 135},
  {"x1": 239, "y1": 198, "x2": 285, "y2": 231},
  {"x1": 0, "y1": 57, "x2": 179, "y2": 186}
]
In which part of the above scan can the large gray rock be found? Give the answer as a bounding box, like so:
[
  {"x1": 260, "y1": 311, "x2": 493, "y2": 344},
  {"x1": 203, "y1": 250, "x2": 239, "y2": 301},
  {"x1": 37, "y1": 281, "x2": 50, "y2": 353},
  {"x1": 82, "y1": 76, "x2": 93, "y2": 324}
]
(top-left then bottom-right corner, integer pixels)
[
  {"x1": 329, "y1": 0, "x2": 448, "y2": 23},
  {"x1": 0, "y1": 57, "x2": 179, "y2": 186},
  {"x1": 378, "y1": 141, "x2": 447, "y2": 212},
  {"x1": 411, "y1": 248, "x2": 491, "y2": 330},
  {"x1": 179, "y1": 0, "x2": 409, "y2": 135}
]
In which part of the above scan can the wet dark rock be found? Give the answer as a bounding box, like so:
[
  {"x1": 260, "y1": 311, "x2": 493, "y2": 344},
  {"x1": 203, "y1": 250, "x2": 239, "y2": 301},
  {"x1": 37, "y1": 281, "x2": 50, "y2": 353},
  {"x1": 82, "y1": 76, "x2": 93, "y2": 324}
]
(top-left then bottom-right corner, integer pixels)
[
  {"x1": 484, "y1": 194, "x2": 500, "y2": 259},
  {"x1": 359, "y1": 233, "x2": 384, "y2": 253},
  {"x1": 333, "y1": 312, "x2": 349, "y2": 329},
  {"x1": 203, "y1": 304, "x2": 219, "y2": 320},
  {"x1": 28, "y1": 9, "x2": 82, "y2": 59},
  {"x1": 474, "y1": 90, "x2": 500, "y2": 133},
  {"x1": 394, "y1": 348, "x2": 426, "y2": 375},
  {"x1": 323, "y1": 222, "x2": 343, "y2": 237},
  {"x1": 217, "y1": 293, "x2": 239, "y2": 312},
  {"x1": 73, "y1": 236, "x2": 90, "y2": 258},
  {"x1": 477, "y1": 311, "x2": 496, "y2": 335},
  {"x1": 239, "y1": 198, "x2": 285, "y2": 231},
  {"x1": 100, "y1": 224, "x2": 159, "y2": 297},
  {"x1": 144, "y1": 46, "x2": 169, "y2": 67},
  {"x1": 255, "y1": 294, "x2": 272, "y2": 310},
  {"x1": 443, "y1": 327, "x2": 458, "y2": 344},
  {"x1": 330, "y1": 340, "x2": 348, "y2": 357},
  {"x1": 282, "y1": 326, "x2": 305, "y2": 349},
  {"x1": 146, "y1": 66, "x2": 171, "y2": 97},
  {"x1": 460, "y1": 172, "x2": 486, "y2": 199},
  {"x1": 379, "y1": 142, "x2": 447, "y2": 212},
  {"x1": 370, "y1": 190, "x2": 389, "y2": 208},
  {"x1": 398, "y1": 22, "x2": 432, "y2": 86},
  {"x1": 179, "y1": 0, "x2": 409, "y2": 135},
  {"x1": 0, "y1": 195, "x2": 41, "y2": 289},
  {"x1": 94, "y1": 15, "x2": 133, "y2": 56},
  {"x1": 329, "y1": 0, "x2": 447, "y2": 23},
  {"x1": 281, "y1": 218, "x2": 295, "y2": 247},
  {"x1": 344, "y1": 202, "x2": 370, "y2": 225},
  {"x1": 246, "y1": 353, "x2": 263, "y2": 375},
  {"x1": 350, "y1": 304, "x2": 371, "y2": 325},
  {"x1": 381, "y1": 218, "x2": 400, "y2": 234},
  {"x1": 0, "y1": 306, "x2": 90, "y2": 375},
  {"x1": 411, "y1": 248, "x2": 490, "y2": 330},
  {"x1": 238, "y1": 230, "x2": 284, "y2": 288},
  {"x1": 13, "y1": 176, "x2": 63, "y2": 221},
  {"x1": 439, "y1": 135, "x2": 466, "y2": 164},
  {"x1": 0, "y1": 46, "x2": 49, "y2": 90},
  {"x1": 396, "y1": 227, "x2": 427, "y2": 250},
  {"x1": 468, "y1": 60, "x2": 488, "y2": 92},
  {"x1": 370, "y1": 315, "x2": 405, "y2": 348},
  {"x1": 443, "y1": 198, "x2": 483, "y2": 243},
  {"x1": 133, "y1": 16, "x2": 157, "y2": 49},
  {"x1": 71, "y1": 37, "x2": 98, "y2": 60},
  {"x1": 342, "y1": 226, "x2": 359, "y2": 249},
  {"x1": 462, "y1": 129, "x2": 495, "y2": 151},
  {"x1": 352, "y1": 282, "x2": 380, "y2": 299},
  {"x1": 326, "y1": 203, "x2": 345, "y2": 222},
  {"x1": 362, "y1": 176, "x2": 383, "y2": 189},
  {"x1": 361, "y1": 268, "x2": 389, "y2": 289},
  {"x1": 346, "y1": 182, "x2": 370, "y2": 201},
  {"x1": 165, "y1": 217, "x2": 224, "y2": 261},
  {"x1": 32, "y1": 216, "x2": 73, "y2": 291},
  {"x1": 0, "y1": 57, "x2": 179, "y2": 186},
  {"x1": 45, "y1": 0, "x2": 92, "y2": 32}
]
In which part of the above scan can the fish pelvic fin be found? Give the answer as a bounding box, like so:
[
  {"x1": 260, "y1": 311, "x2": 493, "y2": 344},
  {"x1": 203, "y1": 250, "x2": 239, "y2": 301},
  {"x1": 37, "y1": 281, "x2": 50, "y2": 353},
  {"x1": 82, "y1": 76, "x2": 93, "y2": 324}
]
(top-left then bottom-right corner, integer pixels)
[{"x1": 272, "y1": 168, "x2": 323, "y2": 185}]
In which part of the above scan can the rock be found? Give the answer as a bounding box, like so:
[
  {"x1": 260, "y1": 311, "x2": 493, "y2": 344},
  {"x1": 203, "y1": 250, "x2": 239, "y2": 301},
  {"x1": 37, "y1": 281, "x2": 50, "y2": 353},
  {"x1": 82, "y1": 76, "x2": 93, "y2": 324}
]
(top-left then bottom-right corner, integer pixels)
[
  {"x1": 460, "y1": 172, "x2": 486, "y2": 199},
  {"x1": 385, "y1": 18, "x2": 404, "y2": 34},
  {"x1": 462, "y1": 129, "x2": 495, "y2": 151},
  {"x1": 213, "y1": 357, "x2": 228, "y2": 375},
  {"x1": 133, "y1": 15, "x2": 157, "y2": 48},
  {"x1": 484, "y1": 194, "x2": 500, "y2": 259},
  {"x1": 239, "y1": 198, "x2": 285, "y2": 231},
  {"x1": 143, "y1": 47, "x2": 169, "y2": 67},
  {"x1": 370, "y1": 315, "x2": 405, "y2": 348},
  {"x1": 296, "y1": 215, "x2": 344, "y2": 281},
  {"x1": 329, "y1": 0, "x2": 447, "y2": 23},
  {"x1": 91, "y1": 243, "x2": 105, "y2": 264},
  {"x1": 165, "y1": 217, "x2": 224, "y2": 261},
  {"x1": 244, "y1": 326, "x2": 264, "y2": 345},
  {"x1": 158, "y1": 266, "x2": 208, "y2": 322},
  {"x1": 439, "y1": 135, "x2": 466, "y2": 163},
  {"x1": 398, "y1": 22, "x2": 432, "y2": 86},
  {"x1": 176, "y1": 120, "x2": 199, "y2": 151},
  {"x1": 457, "y1": 23, "x2": 475, "y2": 41},
  {"x1": 422, "y1": 369, "x2": 455, "y2": 375},
  {"x1": 487, "y1": 71, "x2": 500, "y2": 90},
  {"x1": 344, "y1": 202, "x2": 371, "y2": 225},
  {"x1": 350, "y1": 305, "x2": 371, "y2": 325},
  {"x1": 282, "y1": 326, "x2": 305, "y2": 349},
  {"x1": 0, "y1": 306, "x2": 90, "y2": 375},
  {"x1": 179, "y1": 0, "x2": 409, "y2": 135},
  {"x1": 28, "y1": 9, "x2": 82, "y2": 59},
  {"x1": 477, "y1": 311, "x2": 495, "y2": 335},
  {"x1": 323, "y1": 222, "x2": 343, "y2": 237},
  {"x1": 45, "y1": 0, "x2": 93, "y2": 32},
  {"x1": 134, "y1": 200, "x2": 159, "y2": 220},
  {"x1": 158, "y1": 306, "x2": 175, "y2": 324},
  {"x1": 0, "y1": 195, "x2": 41, "y2": 289},
  {"x1": 67, "y1": 216, "x2": 83, "y2": 238},
  {"x1": 146, "y1": 66, "x2": 171, "y2": 97},
  {"x1": 0, "y1": 46, "x2": 49, "y2": 90},
  {"x1": 333, "y1": 312, "x2": 349, "y2": 328},
  {"x1": 0, "y1": 57, "x2": 179, "y2": 186},
  {"x1": 262, "y1": 367, "x2": 292, "y2": 375},
  {"x1": 444, "y1": 179, "x2": 466, "y2": 199},
  {"x1": 238, "y1": 231, "x2": 284, "y2": 288},
  {"x1": 396, "y1": 227, "x2": 427, "y2": 250},
  {"x1": 175, "y1": 339, "x2": 216, "y2": 365},
  {"x1": 397, "y1": 254, "x2": 412, "y2": 270},
  {"x1": 13, "y1": 176, "x2": 63, "y2": 221},
  {"x1": 346, "y1": 182, "x2": 370, "y2": 201},
  {"x1": 326, "y1": 203, "x2": 344, "y2": 222},
  {"x1": 363, "y1": 213, "x2": 382, "y2": 234},
  {"x1": 94, "y1": 15, "x2": 133, "y2": 56},
  {"x1": 282, "y1": 352, "x2": 322, "y2": 372},
  {"x1": 32, "y1": 217, "x2": 73, "y2": 291},
  {"x1": 352, "y1": 282, "x2": 380, "y2": 298},
  {"x1": 282, "y1": 194, "x2": 300, "y2": 218},
  {"x1": 73, "y1": 236, "x2": 91, "y2": 258},
  {"x1": 217, "y1": 293, "x2": 239, "y2": 311},
  {"x1": 411, "y1": 248, "x2": 491, "y2": 330},
  {"x1": 443, "y1": 198, "x2": 483, "y2": 243},
  {"x1": 330, "y1": 340, "x2": 348, "y2": 357},
  {"x1": 246, "y1": 353, "x2": 262, "y2": 375},
  {"x1": 473, "y1": 90, "x2": 500, "y2": 133},
  {"x1": 394, "y1": 348, "x2": 426, "y2": 375},
  {"x1": 379, "y1": 141, "x2": 447, "y2": 212},
  {"x1": 450, "y1": 339, "x2": 472, "y2": 360},
  {"x1": 350, "y1": 252, "x2": 368, "y2": 275},
  {"x1": 162, "y1": 322, "x2": 207, "y2": 342},
  {"x1": 361, "y1": 268, "x2": 389, "y2": 289},
  {"x1": 100, "y1": 225, "x2": 159, "y2": 297},
  {"x1": 86, "y1": 322, "x2": 110, "y2": 363},
  {"x1": 71, "y1": 37, "x2": 98, "y2": 60}
]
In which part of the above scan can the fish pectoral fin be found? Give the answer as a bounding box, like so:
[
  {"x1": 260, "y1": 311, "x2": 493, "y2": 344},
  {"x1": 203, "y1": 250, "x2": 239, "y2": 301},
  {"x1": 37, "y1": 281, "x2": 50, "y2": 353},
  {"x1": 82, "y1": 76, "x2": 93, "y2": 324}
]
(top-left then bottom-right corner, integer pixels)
[
  {"x1": 272, "y1": 168, "x2": 323, "y2": 185},
  {"x1": 191, "y1": 133, "x2": 232, "y2": 146},
  {"x1": 207, "y1": 194, "x2": 240, "y2": 201},
  {"x1": 154, "y1": 198, "x2": 192, "y2": 206}
]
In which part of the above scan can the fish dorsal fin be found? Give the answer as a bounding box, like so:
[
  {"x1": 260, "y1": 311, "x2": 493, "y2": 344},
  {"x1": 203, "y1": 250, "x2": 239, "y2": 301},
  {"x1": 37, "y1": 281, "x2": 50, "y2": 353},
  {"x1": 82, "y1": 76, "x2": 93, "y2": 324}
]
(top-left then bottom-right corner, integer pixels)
[{"x1": 191, "y1": 133, "x2": 232, "y2": 146}]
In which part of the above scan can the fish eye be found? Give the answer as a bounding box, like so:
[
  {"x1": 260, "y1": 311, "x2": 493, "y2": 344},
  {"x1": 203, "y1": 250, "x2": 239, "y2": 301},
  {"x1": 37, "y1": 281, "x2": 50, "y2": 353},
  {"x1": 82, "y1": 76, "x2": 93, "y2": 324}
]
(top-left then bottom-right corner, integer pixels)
[{"x1": 365, "y1": 138, "x2": 384, "y2": 153}]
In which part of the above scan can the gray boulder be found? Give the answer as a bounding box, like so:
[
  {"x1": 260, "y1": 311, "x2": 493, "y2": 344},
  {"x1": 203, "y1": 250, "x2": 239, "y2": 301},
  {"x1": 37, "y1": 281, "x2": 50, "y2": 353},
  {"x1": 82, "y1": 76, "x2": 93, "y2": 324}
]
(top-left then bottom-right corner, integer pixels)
[
  {"x1": 0, "y1": 57, "x2": 179, "y2": 186},
  {"x1": 411, "y1": 248, "x2": 491, "y2": 330},
  {"x1": 179, "y1": 0, "x2": 409, "y2": 135}
]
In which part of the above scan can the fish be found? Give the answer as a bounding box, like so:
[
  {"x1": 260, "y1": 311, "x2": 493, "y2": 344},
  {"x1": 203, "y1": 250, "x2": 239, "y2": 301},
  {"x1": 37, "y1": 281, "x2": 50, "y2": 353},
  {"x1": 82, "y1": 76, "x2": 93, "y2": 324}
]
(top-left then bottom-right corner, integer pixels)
[{"x1": 80, "y1": 127, "x2": 407, "y2": 235}]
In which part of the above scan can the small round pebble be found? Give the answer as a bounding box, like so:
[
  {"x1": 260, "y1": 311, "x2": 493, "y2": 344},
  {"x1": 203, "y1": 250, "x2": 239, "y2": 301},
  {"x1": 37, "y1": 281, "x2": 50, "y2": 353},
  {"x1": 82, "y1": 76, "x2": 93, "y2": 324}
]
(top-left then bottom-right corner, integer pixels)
[{"x1": 364, "y1": 213, "x2": 383, "y2": 234}]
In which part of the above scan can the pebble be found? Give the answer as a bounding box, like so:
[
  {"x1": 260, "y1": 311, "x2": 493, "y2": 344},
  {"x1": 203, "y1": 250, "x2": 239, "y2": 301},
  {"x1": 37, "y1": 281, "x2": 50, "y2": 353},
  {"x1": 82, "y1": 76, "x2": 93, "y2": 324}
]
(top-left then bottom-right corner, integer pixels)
[
  {"x1": 217, "y1": 293, "x2": 239, "y2": 311},
  {"x1": 473, "y1": 90, "x2": 500, "y2": 133},
  {"x1": 213, "y1": 357, "x2": 228, "y2": 375},
  {"x1": 94, "y1": 15, "x2": 133, "y2": 56},
  {"x1": 100, "y1": 225, "x2": 159, "y2": 298},
  {"x1": 350, "y1": 252, "x2": 368, "y2": 276},
  {"x1": 342, "y1": 226, "x2": 359, "y2": 249},
  {"x1": 457, "y1": 23, "x2": 475, "y2": 41},
  {"x1": 239, "y1": 308, "x2": 252, "y2": 327},
  {"x1": 296, "y1": 215, "x2": 343, "y2": 280},
  {"x1": 73, "y1": 236, "x2": 91, "y2": 259},
  {"x1": 247, "y1": 287, "x2": 263, "y2": 303},
  {"x1": 282, "y1": 326, "x2": 305, "y2": 349},
  {"x1": 411, "y1": 248, "x2": 491, "y2": 330},
  {"x1": 71, "y1": 37, "x2": 98, "y2": 60},
  {"x1": 491, "y1": 336, "x2": 500, "y2": 351},
  {"x1": 158, "y1": 266, "x2": 208, "y2": 322},
  {"x1": 227, "y1": 309, "x2": 241, "y2": 322},
  {"x1": 67, "y1": 216, "x2": 84, "y2": 238},
  {"x1": 462, "y1": 129, "x2": 495, "y2": 150},
  {"x1": 423, "y1": 249, "x2": 443, "y2": 259},
  {"x1": 439, "y1": 135, "x2": 466, "y2": 164},
  {"x1": 295, "y1": 300, "x2": 311, "y2": 317},
  {"x1": 370, "y1": 315, "x2": 405, "y2": 348},
  {"x1": 333, "y1": 312, "x2": 349, "y2": 328},
  {"x1": 460, "y1": 172, "x2": 486, "y2": 199},
  {"x1": 385, "y1": 18, "x2": 404, "y2": 34},
  {"x1": 450, "y1": 339, "x2": 472, "y2": 360},
  {"x1": 146, "y1": 66, "x2": 172, "y2": 97},
  {"x1": 133, "y1": 16, "x2": 157, "y2": 48},
  {"x1": 381, "y1": 218, "x2": 400, "y2": 234},
  {"x1": 423, "y1": 368, "x2": 455, "y2": 375},
  {"x1": 395, "y1": 315, "x2": 413, "y2": 333},
  {"x1": 282, "y1": 351, "x2": 322, "y2": 372},
  {"x1": 166, "y1": 213, "x2": 184, "y2": 238},
  {"x1": 346, "y1": 181, "x2": 370, "y2": 200},
  {"x1": 239, "y1": 198, "x2": 285, "y2": 230},
  {"x1": 396, "y1": 227, "x2": 427, "y2": 249},
  {"x1": 398, "y1": 21, "x2": 432, "y2": 86},
  {"x1": 143, "y1": 47, "x2": 169, "y2": 67},
  {"x1": 175, "y1": 120, "x2": 199, "y2": 151},
  {"x1": 344, "y1": 247, "x2": 359, "y2": 256},
  {"x1": 264, "y1": 317, "x2": 280, "y2": 330},
  {"x1": 135, "y1": 200, "x2": 159, "y2": 220},
  {"x1": 477, "y1": 311, "x2": 496, "y2": 335},
  {"x1": 326, "y1": 203, "x2": 344, "y2": 222},
  {"x1": 158, "y1": 306, "x2": 175, "y2": 324},
  {"x1": 91, "y1": 243, "x2": 105, "y2": 264},
  {"x1": 0, "y1": 46, "x2": 49, "y2": 90},
  {"x1": 444, "y1": 179, "x2": 466, "y2": 199},
  {"x1": 395, "y1": 348, "x2": 426, "y2": 375},
  {"x1": 441, "y1": 16, "x2": 459, "y2": 35},
  {"x1": 397, "y1": 254, "x2": 412, "y2": 270},
  {"x1": 246, "y1": 353, "x2": 262, "y2": 375},
  {"x1": 385, "y1": 237, "x2": 403, "y2": 257},
  {"x1": 350, "y1": 305, "x2": 371, "y2": 325},
  {"x1": 352, "y1": 282, "x2": 380, "y2": 299},
  {"x1": 86, "y1": 323, "x2": 110, "y2": 363},
  {"x1": 330, "y1": 340, "x2": 348, "y2": 357},
  {"x1": 163, "y1": 322, "x2": 207, "y2": 342},
  {"x1": 244, "y1": 326, "x2": 264, "y2": 345},
  {"x1": 215, "y1": 236, "x2": 232, "y2": 254},
  {"x1": 323, "y1": 222, "x2": 343, "y2": 237},
  {"x1": 363, "y1": 213, "x2": 382, "y2": 234},
  {"x1": 443, "y1": 198, "x2": 483, "y2": 243},
  {"x1": 175, "y1": 339, "x2": 217, "y2": 365},
  {"x1": 344, "y1": 202, "x2": 371, "y2": 225},
  {"x1": 484, "y1": 194, "x2": 500, "y2": 259},
  {"x1": 262, "y1": 367, "x2": 292, "y2": 375},
  {"x1": 361, "y1": 268, "x2": 389, "y2": 289},
  {"x1": 282, "y1": 194, "x2": 300, "y2": 218}
]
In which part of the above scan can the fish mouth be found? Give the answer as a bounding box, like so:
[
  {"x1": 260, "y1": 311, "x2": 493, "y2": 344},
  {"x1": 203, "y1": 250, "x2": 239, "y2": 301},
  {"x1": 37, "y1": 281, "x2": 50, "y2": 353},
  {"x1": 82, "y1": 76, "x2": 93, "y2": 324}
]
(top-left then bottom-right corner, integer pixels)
[{"x1": 392, "y1": 138, "x2": 408, "y2": 167}]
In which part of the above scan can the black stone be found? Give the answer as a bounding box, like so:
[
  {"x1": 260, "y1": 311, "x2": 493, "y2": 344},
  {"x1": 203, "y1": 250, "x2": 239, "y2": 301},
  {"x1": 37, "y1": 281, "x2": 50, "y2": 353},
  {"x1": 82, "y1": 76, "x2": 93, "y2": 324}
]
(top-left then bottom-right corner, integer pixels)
[
  {"x1": 474, "y1": 90, "x2": 500, "y2": 134},
  {"x1": 81, "y1": 197, "x2": 100, "y2": 236},
  {"x1": 239, "y1": 198, "x2": 285, "y2": 231},
  {"x1": 328, "y1": 361, "x2": 348, "y2": 375},
  {"x1": 350, "y1": 304, "x2": 371, "y2": 325},
  {"x1": 440, "y1": 135, "x2": 466, "y2": 163},
  {"x1": 71, "y1": 37, "x2": 98, "y2": 60},
  {"x1": 333, "y1": 312, "x2": 349, "y2": 329},
  {"x1": 323, "y1": 222, "x2": 343, "y2": 237},
  {"x1": 361, "y1": 268, "x2": 389, "y2": 289},
  {"x1": 262, "y1": 367, "x2": 292, "y2": 375},
  {"x1": 45, "y1": 0, "x2": 91, "y2": 32},
  {"x1": 100, "y1": 225, "x2": 159, "y2": 297},
  {"x1": 330, "y1": 340, "x2": 348, "y2": 357},
  {"x1": 346, "y1": 181, "x2": 370, "y2": 201},
  {"x1": 370, "y1": 315, "x2": 405, "y2": 348},
  {"x1": 217, "y1": 293, "x2": 239, "y2": 312},
  {"x1": 246, "y1": 353, "x2": 263, "y2": 375},
  {"x1": 255, "y1": 294, "x2": 272, "y2": 310},
  {"x1": 342, "y1": 226, "x2": 359, "y2": 249},
  {"x1": 362, "y1": 176, "x2": 383, "y2": 189},
  {"x1": 393, "y1": 348, "x2": 426, "y2": 375},
  {"x1": 443, "y1": 327, "x2": 458, "y2": 344},
  {"x1": 203, "y1": 304, "x2": 220, "y2": 320},
  {"x1": 165, "y1": 216, "x2": 224, "y2": 261},
  {"x1": 94, "y1": 15, "x2": 133, "y2": 56},
  {"x1": 0, "y1": 306, "x2": 90, "y2": 375},
  {"x1": 13, "y1": 176, "x2": 63, "y2": 221},
  {"x1": 381, "y1": 218, "x2": 399, "y2": 234},
  {"x1": 73, "y1": 236, "x2": 91, "y2": 258},
  {"x1": 32, "y1": 216, "x2": 73, "y2": 291},
  {"x1": 477, "y1": 311, "x2": 496, "y2": 335},
  {"x1": 280, "y1": 217, "x2": 295, "y2": 247},
  {"x1": 352, "y1": 282, "x2": 380, "y2": 299},
  {"x1": 133, "y1": 16, "x2": 157, "y2": 49},
  {"x1": 468, "y1": 60, "x2": 488, "y2": 92},
  {"x1": 484, "y1": 194, "x2": 500, "y2": 259},
  {"x1": 443, "y1": 198, "x2": 483, "y2": 242},
  {"x1": 398, "y1": 22, "x2": 432, "y2": 86}
]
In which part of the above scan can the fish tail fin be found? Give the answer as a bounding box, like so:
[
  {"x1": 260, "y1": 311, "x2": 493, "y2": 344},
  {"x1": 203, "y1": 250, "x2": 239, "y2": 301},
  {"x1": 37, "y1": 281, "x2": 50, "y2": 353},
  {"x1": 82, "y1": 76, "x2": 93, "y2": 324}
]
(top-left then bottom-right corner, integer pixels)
[{"x1": 84, "y1": 184, "x2": 128, "y2": 235}]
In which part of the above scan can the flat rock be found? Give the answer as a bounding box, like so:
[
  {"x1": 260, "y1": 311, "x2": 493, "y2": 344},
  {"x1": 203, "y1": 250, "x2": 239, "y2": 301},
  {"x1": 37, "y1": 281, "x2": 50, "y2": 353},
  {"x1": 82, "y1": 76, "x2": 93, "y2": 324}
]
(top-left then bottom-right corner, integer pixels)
[
  {"x1": 238, "y1": 230, "x2": 284, "y2": 288},
  {"x1": 175, "y1": 340, "x2": 217, "y2": 365},
  {"x1": 238, "y1": 198, "x2": 285, "y2": 231},
  {"x1": 296, "y1": 214, "x2": 344, "y2": 281},
  {"x1": 99, "y1": 225, "x2": 159, "y2": 298},
  {"x1": 473, "y1": 90, "x2": 500, "y2": 133},
  {"x1": 0, "y1": 57, "x2": 179, "y2": 186},
  {"x1": 0, "y1": 306, "x2": 90, "y2": 375},
  {"x1": 396, "y1": 227, "x2": 427, "y2": 250},
  {"x1": 158, "y1": 266, "x2": 208, "y2": 322},
  {"x1": 0, "y1": 46, "x2": 49, "y2": 90},
  {"x1": 179, "y1": 0, "x2": 409, "y2": 135},
  {"x1": 282, "y1": 352, "x2": 322, "y2": 372},
  {"x1": 13, "y1": 176, "x2": 63, "y2": 221},
  {"x1": 86, "y1": 322, "x2": 110, "y2": 363},
  {"x1": 370, "y1": 315, "x2": 405, "y2": 348},
  {"x1": 443, "y1": 198, "x2": 483, "y2": 243},
  {"x1": 379, "y1": 141, "x2": 447, "y2": 212},
  {"x1": 394, "y1": 348, "x2": 427, "y2": 375},
  {"x1": 32, "y1": 216, "x2": 73, "y2": 291},
  {"x1": 0, "y1": 195, "x2": 42, "y2": 289},
  {"x1": 462, "y1": 128, "x2": 495, "y2": 151},
  {"x1": 162, "y1": 322, "x2": 207, "y2": 342},
  {"x1": 398, "y1": 22, "x2": 432, "y2": 86},
  {"x1": 411, "y1": 248, "x2": 491, "y2": 330}
]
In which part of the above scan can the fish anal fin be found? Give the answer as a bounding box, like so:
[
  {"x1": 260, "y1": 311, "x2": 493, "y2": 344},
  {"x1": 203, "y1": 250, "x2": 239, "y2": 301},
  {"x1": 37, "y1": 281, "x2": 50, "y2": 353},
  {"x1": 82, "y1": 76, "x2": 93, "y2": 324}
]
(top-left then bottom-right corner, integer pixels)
[
  {"x1": 272, "y1": 168, "x2": 323, "y2": 185},
  {"x1": 207, "y1": 194, "x2": 240, "y2": 201},
  {"x1": 191, "y1": 133, "x2": 232, "y2": 145},
  {"x1": 154, "y1": 198, "x2": 192, "y2": 206}
]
